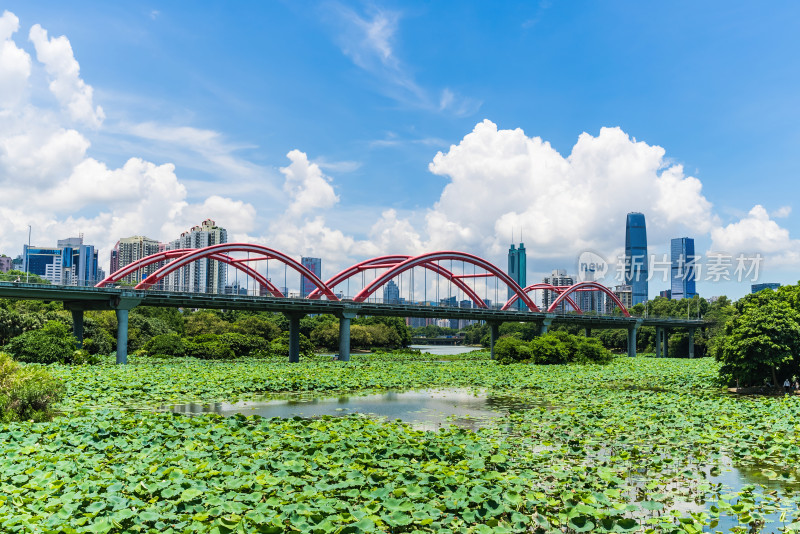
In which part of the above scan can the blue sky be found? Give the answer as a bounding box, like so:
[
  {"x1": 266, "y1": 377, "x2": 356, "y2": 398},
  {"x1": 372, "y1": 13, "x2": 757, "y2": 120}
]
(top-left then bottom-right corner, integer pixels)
[{"x1": 1, "y1": 1, "x2": 798, "y2": 299}]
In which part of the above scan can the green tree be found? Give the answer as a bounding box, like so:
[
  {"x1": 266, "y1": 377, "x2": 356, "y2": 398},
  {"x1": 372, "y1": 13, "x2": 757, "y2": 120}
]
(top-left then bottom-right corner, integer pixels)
[
  {"x1": 3, "y1": 321, "x2": 78, "y2": 364},
  {"x1": 716, "y1": 299, "x2": 800, "y2": 387}
]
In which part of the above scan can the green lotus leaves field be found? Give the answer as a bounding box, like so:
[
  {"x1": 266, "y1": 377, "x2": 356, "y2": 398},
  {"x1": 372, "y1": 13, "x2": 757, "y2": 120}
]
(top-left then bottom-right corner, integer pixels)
[{"x1": 2, "y1": 353, "x2": 800, "y2": 532}]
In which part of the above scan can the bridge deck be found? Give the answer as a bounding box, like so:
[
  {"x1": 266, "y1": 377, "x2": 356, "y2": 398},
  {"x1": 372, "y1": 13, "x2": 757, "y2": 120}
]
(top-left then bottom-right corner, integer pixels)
[{"x1": 0, "y1": 282, "x2": 705, "y2": 328}]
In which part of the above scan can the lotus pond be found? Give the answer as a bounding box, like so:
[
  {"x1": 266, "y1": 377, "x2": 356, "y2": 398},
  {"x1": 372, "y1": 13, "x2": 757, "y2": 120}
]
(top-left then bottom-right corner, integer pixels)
[{"x1": 2, "y1": 353, "x2": 800, "y2": 533}]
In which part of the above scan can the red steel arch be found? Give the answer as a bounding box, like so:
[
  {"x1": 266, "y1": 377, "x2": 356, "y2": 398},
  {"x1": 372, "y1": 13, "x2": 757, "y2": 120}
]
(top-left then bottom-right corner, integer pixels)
[
  {"x1": 546, "y1": 281, "x2": 630, "y2": 317},
  {"x1": 96, "y1": 249, "x2": 284, "y2": 297},
  {"x1": 502, "y1": 283, "x2": 581, "y2": 313},
  {"x1": 129, "y1": 243, "x2": 337, "y2": 300},
  {"x1": 352, "y1": 251, "x2": 539, "y2": 311},
  {"x1": 309, "y1": 254, "x2": 488, "y2": 308}
]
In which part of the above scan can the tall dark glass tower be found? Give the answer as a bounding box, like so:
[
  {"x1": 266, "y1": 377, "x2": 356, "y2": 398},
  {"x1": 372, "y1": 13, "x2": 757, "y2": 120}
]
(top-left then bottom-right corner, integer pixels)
[
  {"x1": 624, "y1": 213, "x2": 648, "y2": 305},
  {"x1": 670, "y1": 237, "x2": 696, "y2": 300},
  {"x1": 507, "y1": 242, "x2": 527, "y2": 310}
]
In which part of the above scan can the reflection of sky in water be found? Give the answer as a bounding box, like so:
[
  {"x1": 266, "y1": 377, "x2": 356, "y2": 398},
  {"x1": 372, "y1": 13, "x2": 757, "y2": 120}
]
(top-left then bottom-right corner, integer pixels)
[
  {"x1": 167, "y1": 389, "x2": 535, "y2": 431},
  {"x1": 166, "y1": 387, "x2": 799, "y2": 532},
  {"x1": 408, "y1": 345, "x2": 480, "y2": 356}
]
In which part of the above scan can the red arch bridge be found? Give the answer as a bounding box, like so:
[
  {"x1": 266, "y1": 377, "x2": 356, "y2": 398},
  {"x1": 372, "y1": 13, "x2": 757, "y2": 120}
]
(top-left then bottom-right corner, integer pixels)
[{"x1": 0, "y1": 243, "x2": 705, "y2": 363}]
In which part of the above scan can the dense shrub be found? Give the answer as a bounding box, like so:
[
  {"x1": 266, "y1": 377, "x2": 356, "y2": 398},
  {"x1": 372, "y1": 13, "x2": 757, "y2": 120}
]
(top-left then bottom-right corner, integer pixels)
[
  {"x1": 494, "y1": 336, "x2": 533, "y2": 364},
  {"x1": 82, "y1": 320, "x2": 115, "y2": 355},
  {"x1": 191, "y1": 333, "x2": 219, "y2": 344},
  {"x1": 144, "y1": 333, "x2": 186, "y2": 357},
  {"x1": 0, "y1": 352, "x2": 65, "y2": 422},
  {"x1": 185, "y1": 340, "x2": 235, "y2": 360},
  {"x1": 310, "y1": 323, "x2": 339, "y2": 350},
  {"x1": 127, "y1": 314, "x2": 172, "y2": 351},
  {"x1": 3, "y1": 321, "x2": 77, "y2": 364},
  {"x1": 233, "y1": 315, "x2": 280, "y2": 341},
  {"x1": 184, "y1": 311, "x2": 232, "y2": 337},
  {"x1": 574, "y1": 337, "x2": 614, "y2": 364},
  {"x1": 497, "y1": 332, "x2": 615, "y2": 365},
  {"x1": 218, "y1": 332, "x2": 268, "y2": 357},
  {"x1": 529, "y1": 334, "x2": 570, "y2": 364}
]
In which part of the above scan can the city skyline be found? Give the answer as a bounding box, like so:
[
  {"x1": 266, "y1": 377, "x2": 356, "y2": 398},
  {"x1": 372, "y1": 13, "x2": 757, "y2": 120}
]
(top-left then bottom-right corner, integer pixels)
[{"x1": 0, "y1": 3, "x2": 798, "y2": 299}]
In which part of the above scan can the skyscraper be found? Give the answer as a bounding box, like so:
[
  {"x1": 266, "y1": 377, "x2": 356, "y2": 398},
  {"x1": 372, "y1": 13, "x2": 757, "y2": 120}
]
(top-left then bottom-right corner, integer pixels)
[
  {"x1": 383, "y1": 279, "x2": 400, "y2": 304},
  {"x1": 507, "y1": 242, "x2": 527, "y2": 310},
  {"x1": 624, "y1": 212, "x2": 648, "y2": 305},
  {"x1": 670, "y1": 237, "x2": 696, "y2": 300},
  {"x1": 300, "y1": 257, "x2": 322, "y2": 298}
]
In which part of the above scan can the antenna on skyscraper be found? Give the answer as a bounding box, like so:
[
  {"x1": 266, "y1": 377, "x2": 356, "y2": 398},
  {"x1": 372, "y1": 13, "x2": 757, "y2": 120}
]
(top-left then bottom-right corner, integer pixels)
[{"x1": 511, "y1": 228, "x2": 514, "y2": 245}]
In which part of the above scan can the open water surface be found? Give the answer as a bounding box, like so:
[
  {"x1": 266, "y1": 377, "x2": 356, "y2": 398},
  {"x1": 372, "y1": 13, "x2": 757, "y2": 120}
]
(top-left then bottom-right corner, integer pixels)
[{"x1": 167, "y1": 388, "x2": 536, "y2": 431}]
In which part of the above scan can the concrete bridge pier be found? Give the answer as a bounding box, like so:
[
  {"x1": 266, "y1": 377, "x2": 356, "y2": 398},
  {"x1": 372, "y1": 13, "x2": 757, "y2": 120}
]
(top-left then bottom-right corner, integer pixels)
[
  {"x1": 337, "y1": 310, "x2": 358, "y2": 362},
  {"x1": 285, "y1": 312, "x2": 305, "y2": 363},
  {"x1": 112, "y1": 295, "x2": 142, "y2": 365},
  {"x1": 627, "y1": 319, "x2": 643, "y2": 358},
  {"x1": 688, "y1": 327, "x2": 695, "y2": 359},
  {"x1": 489, "y1": 322, "x2": 500, "y2": 360},
  {"x1": 70, "y1": 309, "x2": 84, "y2": 349},
  {"x1": 540, "y1": 315, "x2": 555, "y2": 335}
]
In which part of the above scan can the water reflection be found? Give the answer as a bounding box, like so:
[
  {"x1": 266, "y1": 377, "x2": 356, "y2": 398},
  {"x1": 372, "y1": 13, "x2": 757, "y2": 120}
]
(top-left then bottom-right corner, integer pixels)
[{"x1": 167, "y1": 389, "x2": 538, "y2": 431}]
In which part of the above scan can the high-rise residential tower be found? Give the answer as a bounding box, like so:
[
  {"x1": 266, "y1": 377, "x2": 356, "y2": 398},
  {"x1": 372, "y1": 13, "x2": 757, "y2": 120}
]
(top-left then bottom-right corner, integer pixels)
[
  {"x1": 542, "y1": 269, "x2": 573, "y2": 313},
  {"x1": 624, "y1": 212, "x2": 648, "y2": 305},
  {"x1": 113, "y1": 236, "x2": 161, "y2": 283},
  {"x1": 164, "y1": 219, "x2": 228, "y2": 293},
  {"x1": 507, "y1": 242, "x2": 527, "y2": 310},
  {"x1": 300, "y1": 257, "x2": 322, "y2": 298},
  {"x1": 670, "y1": 237, "x2": 696, "y2": 300},
  {"x1": 383, "y1": 279, "x2": 400, "y2": 304}
]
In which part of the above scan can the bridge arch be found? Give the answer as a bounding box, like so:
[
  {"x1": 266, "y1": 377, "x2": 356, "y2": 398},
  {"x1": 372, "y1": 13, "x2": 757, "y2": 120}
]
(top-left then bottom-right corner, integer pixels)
[
  {"x1": 310, "y1": 255, "x2": 488, "y2": 308},
  {"x1": 96, "y1": 249, "x2": 284, "y2": 296},
  {"x1": 546, "y1": 281, "x2": 630, "y2": 317},
  {"x1": 502, "y1": 283, "x2": 581, "y2": 312},
  {"x1": 122, "y1": 243, "x2": 336, "y2": 300},
  {"x1": 352, "y1": 251, "x2": 539, "y2": 311}
]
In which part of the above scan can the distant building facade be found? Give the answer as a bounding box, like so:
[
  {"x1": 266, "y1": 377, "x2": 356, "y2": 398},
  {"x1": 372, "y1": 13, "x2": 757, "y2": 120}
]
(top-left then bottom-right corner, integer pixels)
[
  {"x1": 751, "y1": 283, "x2": 781, "y2": 293},
  {"x1": 300, "y1": 257, "x2": 322, "y2": 298},
  {"x1": 543, "y1": 269, "x2": 574, "y2": 313},
  {"x1": 659, "y1": 289, "x2": 672, "y2": 299},
  {"x1": 670, "y1": 237, "x2": 696, "y2": 300},
  {"x1": 0, "y1": 256, "x2": 11, "y2": 273},
  {"x1": 624, "y1": 212, "x2": 648, "y2": 305},
  {"x1": 22, "y1": 236, "x2": 99, "y2": 285},
  {"x1": 113, "y1": 236, "x2": 161, "y2": 284},
  {"x1": 383, "y1": 280, "x2": 400, "y2": 304},
  {"x1": 164, "y1": 219, "x2": 228, "y2": 293},
  {"x1": 614, "y1": 285, "x2": 633, "y2": 310},
  {"x1": 507, "y1": 242, "x2": 527, "y2": 310}
]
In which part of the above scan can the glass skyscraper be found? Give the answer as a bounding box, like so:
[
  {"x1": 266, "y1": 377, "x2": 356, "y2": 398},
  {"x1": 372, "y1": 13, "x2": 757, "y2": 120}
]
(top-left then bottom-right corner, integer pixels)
[
  {"x1": 507, "y1": 242, "x2": 527, "y2": 310},
  {"x1": 670, "y1": 237, "x2": 696, "y2": 300},
  {"x1": 624, "y1": 212, "x2": 648, "y2": 305},
  {"x1": 300, "y1": 257, "x2": 322, "y2": 298}
]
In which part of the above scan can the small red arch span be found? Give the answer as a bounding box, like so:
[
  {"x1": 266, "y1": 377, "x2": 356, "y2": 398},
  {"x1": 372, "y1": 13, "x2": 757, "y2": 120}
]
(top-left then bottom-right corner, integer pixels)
[
  {"x1": 502, "y1": 283, "x2": 581, "y2": 313},
  {"x1": 546, "y1": 281, "x2": 630, "y2": 317},
  {"x1": 352, "y1": 251, "x2": 539, "y2": 311}
]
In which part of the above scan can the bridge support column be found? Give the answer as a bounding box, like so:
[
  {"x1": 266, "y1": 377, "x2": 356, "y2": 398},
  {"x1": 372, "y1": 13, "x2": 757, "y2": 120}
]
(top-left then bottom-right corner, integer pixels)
[
  {"x1": 337, "y1": 310, "x2": 358, "y2": 362},
  {"x1": 540, "y1": 315, "x2": 554, "y2": 336},
  {"x1": 688, "y1": 328, "x2": 695, "y2": 359},
  {"x1": 116, "y1": 309, "x2": 129, "y2": 364},
  {"x1": 489, "y1": 322, "x2": 500, "y2": 360},
  {"x1": 71, "y1": 309, "x2": 84, "y2": 349},
  {"x1": 286, "y1": 313, "x2": 304, "y2": 363},
  {"x1": 664, "y1": 328, "x2": 669, "y2": 359},
  {"x1": 655, "y1": 327, "x2": 662, "y2": 358},
  {"x1": 113, "y1": 295, "x2": 142, "y2": 365},
  {"x1": 627, "y1": 320, "x2": 643, "y2": 358},
  {"x1": 584, "y1": 327, "x2": 591, "y2": 337}
]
